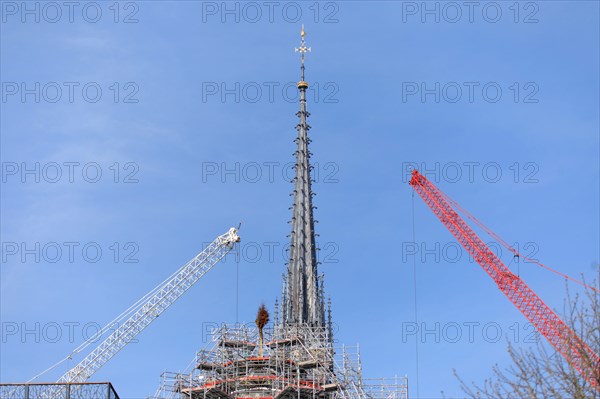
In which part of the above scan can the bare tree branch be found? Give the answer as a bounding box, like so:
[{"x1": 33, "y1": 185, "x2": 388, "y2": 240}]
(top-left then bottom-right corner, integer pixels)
[{"x1": 456, "y1": 279, "x2": 600, "y2": 399}]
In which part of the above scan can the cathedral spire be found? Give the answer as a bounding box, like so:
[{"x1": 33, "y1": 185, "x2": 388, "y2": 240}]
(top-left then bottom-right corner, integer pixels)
[{"x1": 283, "y1": 27, "x2": 325, "y2": 326}]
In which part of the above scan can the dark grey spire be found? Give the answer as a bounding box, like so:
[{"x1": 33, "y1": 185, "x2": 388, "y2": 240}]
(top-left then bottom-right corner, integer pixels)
[{"x1": 283, "y1": 26, "x2": 325, "y2": 326}]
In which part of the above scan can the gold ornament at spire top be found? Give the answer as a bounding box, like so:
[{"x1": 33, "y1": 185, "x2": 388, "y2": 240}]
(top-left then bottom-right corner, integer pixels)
[
  {"x1": 295, "y1": 24, "x2": 311, "y2": 89},
  {"x1": 294, "y1": 25, "x2": 311, "y2": 55}
]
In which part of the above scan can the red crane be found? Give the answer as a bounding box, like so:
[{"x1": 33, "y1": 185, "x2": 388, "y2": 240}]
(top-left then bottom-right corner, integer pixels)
[{"x1": 409, "y1": 169, "x2": 600, "y2": 391}]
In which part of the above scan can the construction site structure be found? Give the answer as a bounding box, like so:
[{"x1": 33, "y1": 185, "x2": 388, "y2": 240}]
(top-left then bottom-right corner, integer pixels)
[
  {"x1": 152, "y1": 27, "x2": 409, "y2": 399},
  {"x1": 152, "y1": 323, "x2": 408, "y2": 399}
]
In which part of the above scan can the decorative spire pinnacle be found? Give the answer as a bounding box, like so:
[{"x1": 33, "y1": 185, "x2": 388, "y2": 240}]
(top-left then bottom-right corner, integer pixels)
[
  {"x1": 295, "y1": 25, "x2": 311, "y2": 54},
  {"x1": 295, "y1": 25, "x2": 311, "y2": 87},
  {"x1": 282, "y1": 29, "x2": 325, "y2": 327}
]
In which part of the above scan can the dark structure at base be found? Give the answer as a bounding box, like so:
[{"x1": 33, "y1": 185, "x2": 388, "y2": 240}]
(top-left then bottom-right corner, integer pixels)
[{"x1": 0, "y1": 382, "x2": 120, "y2": 399}]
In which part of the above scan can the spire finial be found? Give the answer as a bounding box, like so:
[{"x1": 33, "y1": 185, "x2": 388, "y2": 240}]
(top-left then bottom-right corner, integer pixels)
[
  {"x1": 294, "y1": 25, "x2": 311, "y2": 57},
  {"x1": 295, "y1": 25, "x2": 311, "y2": 87}
]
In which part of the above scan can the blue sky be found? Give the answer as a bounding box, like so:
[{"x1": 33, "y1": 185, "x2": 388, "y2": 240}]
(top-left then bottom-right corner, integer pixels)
[{"x1": 1, "y1": 1, "x2": 599, "y2": 398}]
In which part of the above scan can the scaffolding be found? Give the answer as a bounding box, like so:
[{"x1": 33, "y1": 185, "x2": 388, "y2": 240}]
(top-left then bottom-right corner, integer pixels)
[{"x1": 151, "y1": 324, "x2": 407, "y2": 399}]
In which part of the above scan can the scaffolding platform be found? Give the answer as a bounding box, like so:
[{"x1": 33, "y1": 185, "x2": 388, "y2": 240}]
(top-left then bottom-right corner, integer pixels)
[
  {"x1": 220, "y1": 339, "x2": 257, "y2": 349},
  {"x1": 266, "y1": 336, "x2": 301, "y2": 347},
  {"x1": 297, "y1": 359, "x2": 319, "y2": 369},
  {"x1": 180, "y1": 386, "x2": 233, "y2": 399},
  {"x1": 197, "y1": 362, "x2": 224, "y2": 372},
  {"x1": 321, "y1": 383, "x2": 340, "y2": 392}
]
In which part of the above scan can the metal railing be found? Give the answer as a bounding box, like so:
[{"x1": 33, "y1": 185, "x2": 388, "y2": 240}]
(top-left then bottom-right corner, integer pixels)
[{"x1": 0, "y1": 382, "x2": 120, "y2": 399}]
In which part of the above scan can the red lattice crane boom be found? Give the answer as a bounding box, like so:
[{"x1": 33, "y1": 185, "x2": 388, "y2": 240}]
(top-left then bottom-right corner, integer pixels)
[{"x1": 409, "y1": 170, "x2": 600, "y2": 391}]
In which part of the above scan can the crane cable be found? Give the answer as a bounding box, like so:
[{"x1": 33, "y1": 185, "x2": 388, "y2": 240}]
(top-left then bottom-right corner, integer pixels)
[
  {"x1": 411, "y1": 191, "x2": 421, "y2": 399},
  {"x1": 439, "y1": 190, "x2": 599, "y2": 294},
  {"x1": 27, "y1": 276, "x2": 172, "y2": 382},
  {"x1": 27, "y1": 355, "x2": 72, "y2": 383},
  {"x1": 236, "y1": 221, "x2": 242, "y2": 324},
  {"x1": 236, "y1": 248, "x2": 240, "y2": 324}
]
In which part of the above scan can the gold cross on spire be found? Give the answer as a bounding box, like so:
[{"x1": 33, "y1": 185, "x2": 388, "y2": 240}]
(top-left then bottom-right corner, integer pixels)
[
  {"x1": 294, "y1": 24, "x2": 311, "y2": 57},
  {"x1": 295, "y1": 25, "x2": 310, "y2": 88}
]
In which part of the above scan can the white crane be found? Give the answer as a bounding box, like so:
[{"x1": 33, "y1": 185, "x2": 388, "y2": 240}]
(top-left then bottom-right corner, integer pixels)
[{"x1": 33, "y1": 227, "x2": 240, "y2": 386}]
